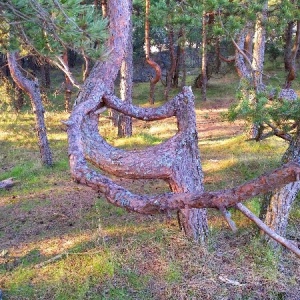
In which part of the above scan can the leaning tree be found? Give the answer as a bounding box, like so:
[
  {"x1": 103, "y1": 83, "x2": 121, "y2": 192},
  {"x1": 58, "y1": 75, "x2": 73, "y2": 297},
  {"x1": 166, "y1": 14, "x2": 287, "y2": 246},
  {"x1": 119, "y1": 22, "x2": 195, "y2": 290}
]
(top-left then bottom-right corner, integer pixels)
[{"x1": 65, "y1": 0, "x2": 300, "y2": 256}]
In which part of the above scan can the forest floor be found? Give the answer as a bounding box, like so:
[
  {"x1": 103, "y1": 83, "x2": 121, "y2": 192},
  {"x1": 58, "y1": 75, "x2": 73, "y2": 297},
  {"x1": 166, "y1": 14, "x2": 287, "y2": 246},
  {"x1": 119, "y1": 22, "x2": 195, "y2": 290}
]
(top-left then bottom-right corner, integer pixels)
[{"x1": 0, "y1": 68, "x2": 300, "y2": 299}]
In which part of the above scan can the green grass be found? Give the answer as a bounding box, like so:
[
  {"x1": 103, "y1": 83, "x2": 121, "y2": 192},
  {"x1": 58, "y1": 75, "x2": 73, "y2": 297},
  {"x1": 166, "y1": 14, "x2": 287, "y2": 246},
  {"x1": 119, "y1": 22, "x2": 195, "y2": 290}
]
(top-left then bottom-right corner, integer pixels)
[{"x1": 1, "y1": 65, "x2": 300, "y2": 300}]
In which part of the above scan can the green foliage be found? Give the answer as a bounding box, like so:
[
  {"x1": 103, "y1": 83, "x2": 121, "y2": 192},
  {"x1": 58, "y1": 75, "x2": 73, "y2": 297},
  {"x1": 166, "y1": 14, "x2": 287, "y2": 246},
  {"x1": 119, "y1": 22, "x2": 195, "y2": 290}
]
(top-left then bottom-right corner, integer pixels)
[
  {"x1": 0, "y1": 0, "x2": 108, "y2": 60},
  {"x1": 0, "y1": 76, "x2": 14, "y2": 111},
  {"x1": 225, "y1": 78, "x2": 300, "y2": 138}
]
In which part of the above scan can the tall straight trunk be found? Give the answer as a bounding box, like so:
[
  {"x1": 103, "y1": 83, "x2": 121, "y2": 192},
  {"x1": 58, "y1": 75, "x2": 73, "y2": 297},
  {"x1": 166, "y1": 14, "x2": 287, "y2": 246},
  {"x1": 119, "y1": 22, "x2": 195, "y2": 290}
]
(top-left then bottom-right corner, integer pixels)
[
  {"x1": 251, "y1": 1, "x2": 267, "y2": 91},
  {"x1": 164, "y1": 26, "x2": 176, "y2": 100},
  {"x1": 201, "y1": 10, "x2": 208, "y2": 101},
  {"x1": 180, "y1": 30, "x2": 187, "y2": 88},
  {"x1": 118, "y1": 0, "x2": 133, "y2": 137},
  {"x1": 173, "y1": 44, "x2": 181, "y2": 88},
  {"x1": 284, "y1": 21, "x2": 294, "y2": 72},
  {"x1": 250, "y1": 1, "x2": 267, "y2": 139},
  {"x1": 7, "y1": 52, "x2": 53, "y2": 166}
]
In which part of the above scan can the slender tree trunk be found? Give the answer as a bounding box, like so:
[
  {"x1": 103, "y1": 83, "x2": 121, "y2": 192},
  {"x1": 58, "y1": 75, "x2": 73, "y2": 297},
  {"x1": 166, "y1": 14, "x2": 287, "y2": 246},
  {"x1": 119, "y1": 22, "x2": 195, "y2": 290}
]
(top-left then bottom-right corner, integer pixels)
[
  {"x1": 145, "y1": 0, "x2": 161, "y2": 104},
  {"x1": 164, "y1": 26, "x2": 176, "y2": 100},
  {"x1": 180, "y1": 29, "x2": 187, "y2": 88},
  {"x1": 173, "y1": 44, "x2": 181, "y2": 88},
  {"x1": 40, "y1": 60, "x2": 51, "y2": 89},
  {"x1": 251, "y1": 1, "x2": 267, "y2": 92},
  {"x1": 284, "y1": 20, "x2": 300, "y2": 88},
  {"x1": 201, "y1": 11, "x2": 208, "y2": 101},
  {"x1": 7, "y1": 52, "x2": 53, "y2": 166},
  {"x1": 13, "y1": 84, "x2": 24, "y2": 112},
  {"x1": 63, "y1": 51, "x2": 73, "y2": 112},
  {"x1": 118, "y1": 1, "x2": 133, "y2": 137},
  {"x1": 284, "y1": 21, "x2": 294, "y2": 72}
]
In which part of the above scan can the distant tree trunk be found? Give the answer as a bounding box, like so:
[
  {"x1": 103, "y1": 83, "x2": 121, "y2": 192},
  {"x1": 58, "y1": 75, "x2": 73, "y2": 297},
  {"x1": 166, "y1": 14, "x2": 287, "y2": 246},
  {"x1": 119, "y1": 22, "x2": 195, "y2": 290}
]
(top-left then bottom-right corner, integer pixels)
[
  {"x1": 201, "y1": 11, "x2": 208, "y2": 101},
  {"x1": 118, "y1": 1, "x2": 133, "y2": 137},
  {"x1": 40, "y1": 60, "x2": 51, "y2": 90},
  {"x1": 165, "y1": 26, "x2": 176, "y2": 100},
  {"x1": 284, "y1": 20, "x2": 300, "y2": 88},
  {"x1": 180, "y1": 28, "x2": 187, "y2": 88},
  {"x1": 13, "y1": 84, "x2": 24, "y2": 112},
  {"x1": 101, "y1": 0, "x2": 107, "y2": 17},
  {"x1": 40, "y1": 59, "x2": 50, "y2": 104},
  {"x1": 145, "y1": 0, "x2": 161, "y2": 104},
  {"x1": 215, "y1": 38, "x2": 222, "y2": 74},
  {"x1": 261, "y1": 128, "x2": 300, "y2": 247},
  {"x1": 7, "y1": 52, "x2": 53, "y2": 166},
  {"x1": 63, "y1": 51, "x2": 73, "y2": 112},
  {"x1": 284, "y1": 21, "x2": 294, "y2": 72},
  {"x1": 173, "y1": 43, "x2": 182, "y2": 88}
]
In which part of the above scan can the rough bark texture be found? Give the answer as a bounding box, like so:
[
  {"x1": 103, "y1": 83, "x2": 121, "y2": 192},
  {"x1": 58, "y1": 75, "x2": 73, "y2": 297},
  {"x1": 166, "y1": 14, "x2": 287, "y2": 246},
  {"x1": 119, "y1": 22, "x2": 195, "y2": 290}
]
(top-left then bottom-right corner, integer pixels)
[
  {"x1": 7, "y1": 52, "x2": 53, "y2": 166},
  {"x1": 262, "y1": 128, "x2": 300, "y2": 247},
  {"x1": 118, "y1": 0, "x2": 133, "y2": 137}
]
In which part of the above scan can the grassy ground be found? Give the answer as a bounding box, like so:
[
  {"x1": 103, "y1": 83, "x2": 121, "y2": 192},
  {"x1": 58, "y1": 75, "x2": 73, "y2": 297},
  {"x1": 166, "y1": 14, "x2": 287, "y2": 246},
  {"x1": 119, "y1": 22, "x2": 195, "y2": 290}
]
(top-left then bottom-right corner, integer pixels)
[{"x1": 0, "y1": 64, "x2": 300, "y2": 299}]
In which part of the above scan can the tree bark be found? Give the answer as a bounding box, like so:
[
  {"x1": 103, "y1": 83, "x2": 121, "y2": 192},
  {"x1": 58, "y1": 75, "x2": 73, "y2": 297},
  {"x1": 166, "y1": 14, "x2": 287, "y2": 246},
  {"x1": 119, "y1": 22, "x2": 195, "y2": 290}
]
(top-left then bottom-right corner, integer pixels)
[
  {"x1": 284, "y1": 21, "x2": 294, "y2": 72},
  {"x1": 63, "y1": 51, "x2": 73, "y2": 112},
  {"x1": 164, "y1": 26, "x2": 176, "y2": 100},
  {"x1": 201, "y1": 10, "x2": 208, "y2": 101},
  {"x1": 13, "y1": 84, "x2": 24, "y2": 112},
  {"x1": 118, "y1": 0, "x2": 133, "y2": 137},
  {"x1": 145, "y1": 0, "x2": 161, "y2": 104},
  {"x1": 7, "y1": 52, "x2": 53, "y2": 166},
  {"x1": 261, "y1": 128, "x2": 300, "y2": 247},
  {"x1": 284, "y1": 20, "x2": 300, "y2": 88}
]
